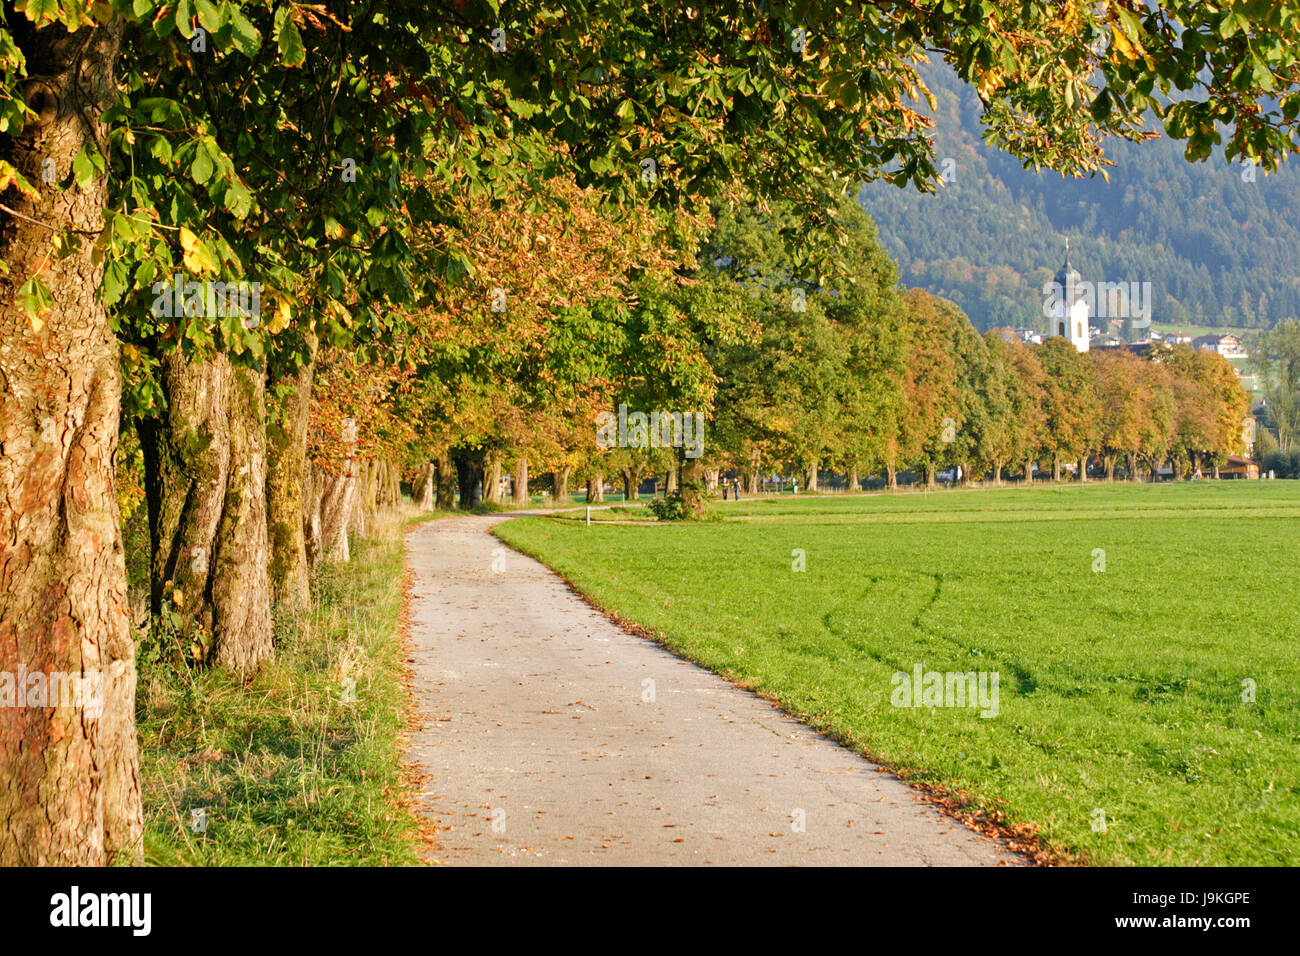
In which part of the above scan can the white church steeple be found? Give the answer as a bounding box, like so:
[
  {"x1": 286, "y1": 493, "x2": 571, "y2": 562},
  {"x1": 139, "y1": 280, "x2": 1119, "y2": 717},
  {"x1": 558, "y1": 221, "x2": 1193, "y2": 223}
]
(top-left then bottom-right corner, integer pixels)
[{"x1": 1049, "y1": 238, "x2": 1089, "y2": 352}]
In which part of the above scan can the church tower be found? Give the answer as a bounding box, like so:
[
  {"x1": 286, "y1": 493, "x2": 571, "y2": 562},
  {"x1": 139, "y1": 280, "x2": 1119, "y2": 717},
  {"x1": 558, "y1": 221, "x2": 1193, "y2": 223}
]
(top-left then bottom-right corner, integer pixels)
[{"x1": 1049, "y1": 239, "x2": 1090, "y2": 352}]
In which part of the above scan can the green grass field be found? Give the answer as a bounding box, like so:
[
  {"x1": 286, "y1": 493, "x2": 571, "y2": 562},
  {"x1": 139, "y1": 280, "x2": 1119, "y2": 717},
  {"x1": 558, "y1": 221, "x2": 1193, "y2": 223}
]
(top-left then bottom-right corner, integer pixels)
[{"x1": 496, "y1": 481, "x2": 1300, "y2": 865}]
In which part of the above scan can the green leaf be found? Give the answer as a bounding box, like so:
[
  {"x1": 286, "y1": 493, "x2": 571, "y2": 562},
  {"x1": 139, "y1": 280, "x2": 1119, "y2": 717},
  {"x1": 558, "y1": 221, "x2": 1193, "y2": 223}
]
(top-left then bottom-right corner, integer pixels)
[
  {"x1": 71, "y1": 145, "x2": 103, "y2": 190},
  {"x1": 275, "y1": 8, "x2": 306, "y2": 67},
  {"x1": 191, "y1": 142, "x2": 214, "y2": 184},
  {"x1": 223, "y1": 177, "x2": 253, "y2": 218},
  {"x1": 226, "y1": 6, "x2": 262, "y2": 57},
  {"x1": 17, "y1": 275, "x2": 53, "y2": 328},
  {"x1": 176, "y1": 0, "x2": 194, "y2": 39},
  {"x1": 101, "y1": 259, "x2": 130, "y2": 308},
  {"x1": 195, "y1": 0, "x2": 222, "y2": 32},
  {"x1": 20, "y1": 0, "x2": 59, "y2": 26},
  {"x1": 149, "y1": 135, "x2": 173, "y2": 164}
]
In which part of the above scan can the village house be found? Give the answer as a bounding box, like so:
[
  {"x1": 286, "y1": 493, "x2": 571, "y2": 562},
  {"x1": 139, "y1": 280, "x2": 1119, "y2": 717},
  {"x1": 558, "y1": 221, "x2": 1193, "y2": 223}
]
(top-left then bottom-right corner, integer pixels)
[{"x1": 1192, "y1": 333, "x2": 1247, "y2": 358}]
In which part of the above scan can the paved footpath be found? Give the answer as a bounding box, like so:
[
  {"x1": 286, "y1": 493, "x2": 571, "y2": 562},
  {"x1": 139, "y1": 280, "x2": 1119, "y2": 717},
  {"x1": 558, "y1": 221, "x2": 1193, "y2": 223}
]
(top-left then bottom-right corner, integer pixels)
[{"x1": 404, "y1": 513, "x2": 1023, "y2": 866}]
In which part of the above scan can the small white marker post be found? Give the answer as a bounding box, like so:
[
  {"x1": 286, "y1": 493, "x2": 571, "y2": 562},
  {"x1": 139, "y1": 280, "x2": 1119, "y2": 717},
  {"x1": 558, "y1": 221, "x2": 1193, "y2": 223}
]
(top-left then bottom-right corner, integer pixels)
[{"x1": 586, "y1": 506, "x2": 591, "y2": 526}]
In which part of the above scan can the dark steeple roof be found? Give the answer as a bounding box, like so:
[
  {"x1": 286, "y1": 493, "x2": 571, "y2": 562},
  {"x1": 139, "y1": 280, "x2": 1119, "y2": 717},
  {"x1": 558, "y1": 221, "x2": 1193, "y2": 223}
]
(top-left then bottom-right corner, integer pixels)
[{"x1": 1054, "y1": 238, "x2": 1084, "y2": 303}]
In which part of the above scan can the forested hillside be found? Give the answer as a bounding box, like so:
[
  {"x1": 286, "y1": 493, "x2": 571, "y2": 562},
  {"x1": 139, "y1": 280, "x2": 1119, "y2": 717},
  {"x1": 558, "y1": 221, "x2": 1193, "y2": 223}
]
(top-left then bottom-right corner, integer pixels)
[{"x1": 859, "y1": 63, "x2": 1300, "y2": 333}]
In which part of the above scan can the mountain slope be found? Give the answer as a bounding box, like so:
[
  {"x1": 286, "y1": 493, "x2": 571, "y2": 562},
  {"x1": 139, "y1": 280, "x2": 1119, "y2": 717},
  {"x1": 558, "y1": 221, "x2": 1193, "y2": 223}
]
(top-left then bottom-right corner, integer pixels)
[{"x1": 858, "y1": 63, "x2": 1300, "y2": 333}]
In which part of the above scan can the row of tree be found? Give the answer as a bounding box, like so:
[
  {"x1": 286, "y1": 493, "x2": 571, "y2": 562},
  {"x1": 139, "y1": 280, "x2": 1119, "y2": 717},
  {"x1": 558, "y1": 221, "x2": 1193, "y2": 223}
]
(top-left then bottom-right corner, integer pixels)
[{"x1": 407, "y1": 199, "x2": 1251, "y2": 517}]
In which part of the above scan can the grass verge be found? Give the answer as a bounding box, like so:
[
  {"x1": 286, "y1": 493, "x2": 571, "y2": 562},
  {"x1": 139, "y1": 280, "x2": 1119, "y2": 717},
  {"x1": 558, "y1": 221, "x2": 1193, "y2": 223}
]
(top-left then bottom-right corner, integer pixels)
[{"x1": 136, "y1": 508, "x2": 427, "y2": 866}]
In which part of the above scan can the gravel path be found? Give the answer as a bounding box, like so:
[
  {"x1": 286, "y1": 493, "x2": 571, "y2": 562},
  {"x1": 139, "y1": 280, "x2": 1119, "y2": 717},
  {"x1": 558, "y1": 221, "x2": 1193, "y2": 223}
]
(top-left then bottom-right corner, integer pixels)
[{"x1": 404, "y1": 513, "x2": 1024, "y2": 866}]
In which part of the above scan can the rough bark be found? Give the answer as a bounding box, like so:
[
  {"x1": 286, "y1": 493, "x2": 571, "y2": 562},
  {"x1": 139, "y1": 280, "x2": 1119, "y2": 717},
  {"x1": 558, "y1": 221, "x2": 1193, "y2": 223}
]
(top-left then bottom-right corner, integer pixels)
[
  {"x1": 314, "y1": 460, "x2": 358, "y2": 564},
  {"x1": 847, "y1": 468, "x2": 859, "y2": 492},
  {"x1": 886, "y1": 461, "x2": 898, "y2": 491},
  {"x1": 511, "y1": 456, "x2": 528, "y2": 507},
  {"x1": 265, "y1": 344, "x2": 314, "y2": 608},
  {"x1": 924, "y1": 463, "x2": 937, "y2": 489},
  {"x1": 0, "y1": 18, "x2": 142, "y2": 864},
  {"x1": 303, "y1": 462, "x2": 322, "y2": 566},
  {"x1": 482, "y1": 450, "x2": 502, "y2": 504},
  {"x1": 1024, "y1": 458, "x2": 1035, "y2": 485},
  {"x1": 622, "y1": 469, "x2": 639, "y2": 501},
  {"x1": 665, "y1": 467, "x2": 678, "y2": 494},
  {"x1": 141, "y1": 352, "x2": 273, "y2": 673},
  {"x1": 351, "y1": 458, "x2": 379, "y2": 533},
  {"x1": 991, "y1": 461, "x2": 1003, "y2": 487},
  {"x1": 435, "y1": 450, "x2": 457, "y2": 509},
  {"x1": 415, "y1": 462, "x2": 435, "y2": 511},
  {"x1": 552, "y1": 466, "x2": 571, "y2": 504},
  {"x1": 586, "y1": 472, "x2": 604, "y2": 503},
  {"x1": 805, "y1": 463, "x2": 819, "y2": 492},
  {"x1": 678, "y1": 448, "x2": 706, "y2": 517}
]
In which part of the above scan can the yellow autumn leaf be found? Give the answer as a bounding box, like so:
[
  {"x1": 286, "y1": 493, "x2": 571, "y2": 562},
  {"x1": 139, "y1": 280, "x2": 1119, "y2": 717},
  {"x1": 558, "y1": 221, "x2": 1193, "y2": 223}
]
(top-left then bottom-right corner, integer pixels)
[
  {"x1": 975, "y1": 70, "x2": 1001, "y2": 100},
  {"x1": 265, "y1": 294, "x2": 292, "y2": 334},
  {"x1": 179, "y1": 226, "x2": 218, "y2": 275},
  {"x1": 1110, "y1": 24, "x2": 1138, "y2": 62}
]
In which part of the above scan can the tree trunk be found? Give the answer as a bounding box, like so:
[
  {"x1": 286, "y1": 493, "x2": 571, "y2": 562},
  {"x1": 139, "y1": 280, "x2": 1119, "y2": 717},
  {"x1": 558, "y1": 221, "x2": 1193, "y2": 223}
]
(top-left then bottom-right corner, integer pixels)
[
  {"x1": 415, "y1": 462, "x2": 435, "y2": 510},
  {"x1": 847, "y1": 468, "x2": 859, "y2": 492},
  {"x1": 1104, "y1": 455, "x2": 1116, "y2": 481},
  {"x1": 265, "y1": 343, "x2": 315, "y2": 608},
  {"x1": 141, "y1": 352, "x2": 273, "y2": 672},
  {"x1": 886, "y1": 460, "x2": 898, "y2": 490},
  {"x1": 1078, "y1": 454, "x2": 1089, "y2": 483},
  {"x1": 314, "y1": 460, "x2": 358, "y2": 564},
  {"x1": 0, "y1": 17, "x2": 142, "y2": 864},
  {"x1": 553, "y1": 466, "x2": 572, "y2": 503},
  {"x1": 353, "y1": 458, "x2": 380, "y2": 532},
  {"x1": 665, "y1": 467, "x2": 678, "y2": 494},
  {"x1": 991, "y1": 461, "x2": 1003, "y2": 486},
  {"x1": 805, "y1": 463, "x2": 819, "y2": 492},
  {"x1": 511, "y1": 456, "x2": 529, "y2": 507},
  {"x1": 452, "y1": 448, "x2": 484, "y2": 509},
  {"x1": 1024, "y1": 458, "x2": 1035, "y2": 485},
  {"x1": 924, "y1": 462, "x2": 937, "y2": 489},
  {"x1": 622, "y1": 469, "x2": 639, "y2": 501},
  {"x1": 586, "y1": 472, "x2": 604, "y2": 503},
  {"x1": 678, "y1": 448, "x2": 706, "y2": 517},
  {"x1": 1126, "y1": 453, "x2": 1139, "y2": 481},
  {"x1": 435, "y1": 450, "x2": 456, "y2": 509},
  {"x1": 483, "y1": 451, "x2": 502, "y2": 505}
]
